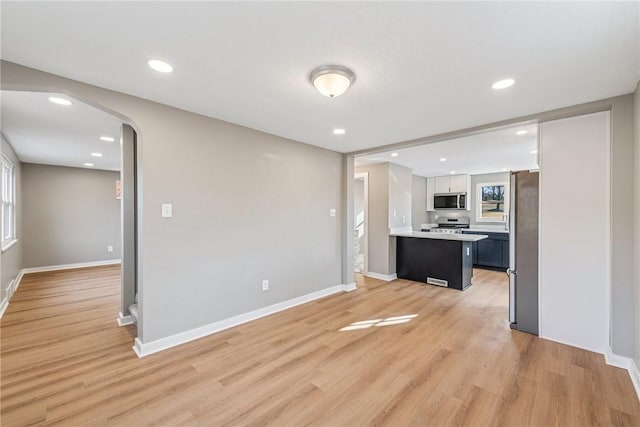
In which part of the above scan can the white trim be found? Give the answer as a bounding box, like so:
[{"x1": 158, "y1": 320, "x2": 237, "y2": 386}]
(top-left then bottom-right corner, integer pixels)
[
  {"x1": 117, "y1": 312, "x2": 134, "y2": 326},
  {"x1": 342, "y1": 282, "x2": 357, "y2": 292},
  {"x1": 475, "y1": 181, "x2": 509, "y2": 223},
  {"x1": 0, "y1": 297, "x2": 7, "y2": 318},
  {"x1": 364, "y1": 272, "x2": 397, "y2": 282},
  {"x1": 21, "y1": 259, "x2": 121, "y2": 274},
  {"x1": 133, "y1": 283, "x2": 355, "y2": 358},
  {"x1": 629, "y1": 360, "x2": 640, "y2": 401},
  {"x1": 604, "y1": 346, "x2": 631, "y2": 369},
  {"x1": 603, "y1": 347, "x2": 640, "y2": 402},
  {"x1": 1, "y1": 238, "x2": 18, "y2": 253},
  {"x1": 354, "y1": 172, "x2": 369, "y2": 274}
]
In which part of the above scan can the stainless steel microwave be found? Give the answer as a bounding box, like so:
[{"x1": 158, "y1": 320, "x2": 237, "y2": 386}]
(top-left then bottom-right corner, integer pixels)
[{"x1": 434, "y1": 193, "x2": 467, "y2": 210}]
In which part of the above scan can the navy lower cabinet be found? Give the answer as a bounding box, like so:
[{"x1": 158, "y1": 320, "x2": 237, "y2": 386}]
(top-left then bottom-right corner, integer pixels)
[{"x1": 463, "y1": 231, "x2": 509, "y2": 270}]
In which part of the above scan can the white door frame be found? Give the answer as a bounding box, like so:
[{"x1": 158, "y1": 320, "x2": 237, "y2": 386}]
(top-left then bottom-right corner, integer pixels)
[{"x1": 354, "y1": 172, "x2": 369, "y2": 274}]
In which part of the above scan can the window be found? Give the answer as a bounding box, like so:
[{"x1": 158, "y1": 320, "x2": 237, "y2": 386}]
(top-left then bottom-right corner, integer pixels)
[
  {"x1": 476, "y1": 181, "x2": 508, "y2": 223},
  {"x1": 1, "y1": 155, "x2": 16, "y2": 249}
]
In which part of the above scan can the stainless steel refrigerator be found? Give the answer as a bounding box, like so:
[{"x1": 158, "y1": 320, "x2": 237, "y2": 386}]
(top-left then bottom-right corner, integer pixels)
[{"x1": 508, "y1": 171, "x2": 539, "y2": 335}]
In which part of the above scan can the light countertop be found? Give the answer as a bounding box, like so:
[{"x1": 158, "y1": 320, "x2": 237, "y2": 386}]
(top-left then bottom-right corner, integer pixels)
[
  {"x1": 466, "y1": 226, "x2": 509, "y2": 234},
  {"x1": 390, "y1": 231, "x2": 488, "y2": 242}
]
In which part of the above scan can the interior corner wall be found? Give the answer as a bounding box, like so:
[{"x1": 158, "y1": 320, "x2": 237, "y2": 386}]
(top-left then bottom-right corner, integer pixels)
[
  {"x1": 609, "y1": 94, "x2": 636, "y2": 357},
  {"x1": 633, "y1": 81, "x2": 640, "y2": 368},
  {"x1": 1, "y1": 61, "x2": 343, "y2": 344},
  {"x1": 22, "y1": 163, "x2": 121, "y2": 268},
  {"x1": 411, "y1": 175, "x2": 427, "y2": 231},
  {"x1": 0, "y1": 135, "x2": 23, "y2": 303},
  {"x1": 355, "y1": 163, "x2": 390, "y2": 275}
]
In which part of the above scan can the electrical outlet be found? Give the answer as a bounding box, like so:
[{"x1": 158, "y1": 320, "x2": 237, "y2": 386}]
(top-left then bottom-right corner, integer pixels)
[
  {"x1": 402, "y1": 215, "x2": 406, "y2": 223},
  {"x1": 107, "y1": 245, "x2": 113, "y2": 253},
  {"x1": 393, "y1": 209, "x2": 397, "y2": 217},
  {"x1": 262, "y1": 280, "x2": 269, "y2": 291}
]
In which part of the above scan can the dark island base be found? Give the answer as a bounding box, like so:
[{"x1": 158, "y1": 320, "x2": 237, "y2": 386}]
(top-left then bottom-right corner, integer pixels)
[{"x1": 396, "y1": 236, "x2": 473, "y2": 291}]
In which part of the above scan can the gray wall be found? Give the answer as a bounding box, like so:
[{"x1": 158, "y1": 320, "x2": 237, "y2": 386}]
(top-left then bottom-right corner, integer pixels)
[
  {"x1": 355, "y1": 163, "x2": 390, "y2": 276},
  {"x1": 427, "y1": 172, "x2": 510, "y2": 226},
  {"x1": 634, "y1": 82, "x2": 640, "y2": 369},
  {"x1": 411, "y1": 175, "x2": 427, "y2": 230},
  {"x1": 0, "y1": 135, "x2": 23, "y2": 303},
  {"x1": 1, "y1": 61, "x2": 343, "y2": 344},
  {"x1": 22, "y1": 163, "x2": 121, "y2": 268},
  {"x1": 609, "y1": 95, "x2": 635, "y2": 357}
]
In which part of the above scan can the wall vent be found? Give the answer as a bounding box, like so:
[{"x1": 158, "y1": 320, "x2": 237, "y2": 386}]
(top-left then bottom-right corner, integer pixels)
[{"x1": 426, "y1": 277, "x2": 448, "y2": 287}]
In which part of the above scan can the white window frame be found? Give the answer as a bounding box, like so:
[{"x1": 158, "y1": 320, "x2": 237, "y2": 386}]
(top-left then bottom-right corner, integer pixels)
[
  {"x1": 1, "y1": 155, "x2": 17, "y2": 251},
  {"x1": 475, "y1": 181, "x2": 509, "y2": 223}
]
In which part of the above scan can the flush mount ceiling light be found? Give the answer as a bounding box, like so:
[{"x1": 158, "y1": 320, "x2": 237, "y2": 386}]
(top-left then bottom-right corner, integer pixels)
[
  {"x1": 333, "y1": 128, "x2": 346, "y2": 135},
  {"x1": 450, "y1": 171, "x2": 456, "y2": 174},
  {"x1": 516, "y1": 130, "x2": 528, "y2": 135},
  {"x1": 148, "y1": 59, "x2": 173, "y2": 73},
  {"x1": 100, "y1": 136, "x2": 115, "y2": 142},
  {"x1": 49, "y1": 96, "x2": 72, "y2": 106},
  {"x1": 310, "y1": 65, "x2": 356, "y2": 98},
  {"x1": 439, "y1": 157, "x2": 447, "y2": 162},
  {"x1": 391, "y1": 152, "x2": 399, "y2": 157},
  {"x1": 492, "y1": 78, "x2": 515, "y2": 90}
]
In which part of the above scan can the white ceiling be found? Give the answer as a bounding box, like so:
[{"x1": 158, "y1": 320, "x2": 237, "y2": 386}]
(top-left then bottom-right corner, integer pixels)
[
  {"x1": 355, "y1": 123, "x2": 539, "y2": 177},
  {"x1": 1, "y1": 91, "x2": 122, "y2": 171},
  {"x1": 1, "y1": 2, "x2": 638, "y2": 154}
]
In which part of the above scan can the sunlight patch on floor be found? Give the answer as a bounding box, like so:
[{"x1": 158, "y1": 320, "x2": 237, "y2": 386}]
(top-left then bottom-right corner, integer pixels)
[{"x1": 339, "y1": 314, "x2": 418, "y2": 331}]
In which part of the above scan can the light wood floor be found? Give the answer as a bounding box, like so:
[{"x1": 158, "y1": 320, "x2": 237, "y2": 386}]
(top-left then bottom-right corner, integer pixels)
[{"x1": 2, "y1": 266, "x2": 639, "y2": 426}]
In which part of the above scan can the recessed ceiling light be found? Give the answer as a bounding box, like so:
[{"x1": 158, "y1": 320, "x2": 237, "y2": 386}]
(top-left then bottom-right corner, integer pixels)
[
  {"x1": 49, "y1": 96, "x2": 72, "y2": 106},
  {"x1": 502, "y1": 168, "x2": 508, "y2": 171},
  {"x1": 100, "y1": 136, "x2": 115, "y2": 142},
  {"x1": 333, "y1": 128, "x2": 346, "y2": 135},
  {"x1": 450, "y1": 171, "x2": 456, "y2": 174},
  {"x1": 391, "y1": 152, "x2": 399, "y2": 157},
  {"x1": 530, "y1": 150, "x2": 538, "y2": 154},
  {"x1": 148, "y1": 59, "x2": 173, "y2": 73},
  {"x1": 439, "y1": 157, "x2": 447, "y2": 162},
  {"x1": 310, "y1": 65, "x2": 356, "y2": 98},
  {"x1": 83, "y1": 162, "x2": 94, "y2": 167},
  {"x1": 516, "y1": 130, "x2": 528, "y2": 136},
  {"x1": 492, "y1": 78, "x2": 515, "y2": 90},
  {"x1": 90, "y1": 152, "x2": 103, "y2": 157}
]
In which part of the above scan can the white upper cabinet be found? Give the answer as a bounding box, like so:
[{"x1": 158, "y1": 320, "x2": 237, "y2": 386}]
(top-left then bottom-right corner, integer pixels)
[
  {"x1": 427, "y1": 174, "x2": 471, "y2": 211},
  {"x1": 434, "y1": 174, "x2": 469, "y2": 193},
  {"x1": 449, "y1": 175, "x2": 468, "y2": 193},
  {"x1": 434, "y1": 176, "x2": 450, "y2": 194}
]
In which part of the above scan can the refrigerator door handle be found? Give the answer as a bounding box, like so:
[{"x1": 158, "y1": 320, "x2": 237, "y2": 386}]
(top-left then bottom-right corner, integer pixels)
[{"x1": 506, "y1": 268, "x2": 517, "y2": 276}]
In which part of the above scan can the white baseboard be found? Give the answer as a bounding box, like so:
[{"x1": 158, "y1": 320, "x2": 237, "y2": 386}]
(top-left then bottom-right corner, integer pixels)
[
  {"x1": 629, "y1": 359, "x2": 640, "y2": 401},
  {"x1": 22, "y1": 259, "x2": 121, "y2": 274},
  {"x1": 117, "y1": 312, "x2": 134, "y2": 326},
  {"x1": 342, "y1": 282, "x2": 357, "y2": 292},
  {"x1": 133, "y1": 283, "x2": 355, "y2": 358},
  {"x1": 604, "y1": 346, "x2": 640, "y2": 401},
  {"x1": 364, "y1": 272, "x2": 397, "y2": 282},
  {"x1": 0, "y1": 297, "x2": 7, "y2": 318}
]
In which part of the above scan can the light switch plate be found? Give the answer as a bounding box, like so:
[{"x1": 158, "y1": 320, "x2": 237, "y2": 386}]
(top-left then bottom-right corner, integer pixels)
[
  {"x1": 329, "y1": 208, "x2": 336, "y2": 217},
  {"x1": 161, "y1": 203, "x2": 173, "y2": 218}
]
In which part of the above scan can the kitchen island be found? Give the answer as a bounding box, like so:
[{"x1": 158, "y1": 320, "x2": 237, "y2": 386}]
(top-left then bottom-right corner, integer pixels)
[{"x1": 390, "y1": 231, "x2": 488, "y2": 290}]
